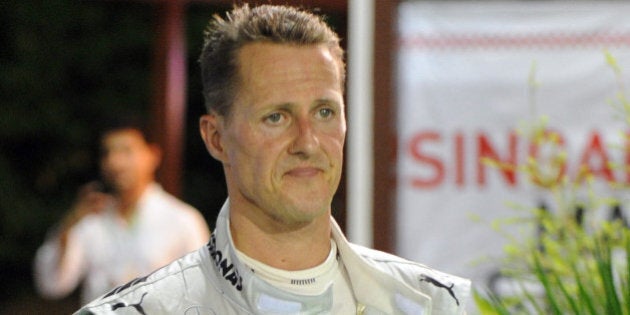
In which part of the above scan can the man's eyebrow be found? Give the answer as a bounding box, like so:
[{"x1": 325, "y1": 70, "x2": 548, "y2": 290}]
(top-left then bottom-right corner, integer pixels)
[
  {"x1": 314, "y1": 98, "x2": 342, "y2": 107},
  {"x1": 314, "y1": 98, "x2": 332, "y2": 103},
  {"x1": 254, "y1": 102, "x2": 293, "y2": 116},
  {"x1": 261, "y1": 98, "x2": 340, "y2": 112},
  {"x1": 267, "y1": 102, "x2": 293, "y2": 111}
]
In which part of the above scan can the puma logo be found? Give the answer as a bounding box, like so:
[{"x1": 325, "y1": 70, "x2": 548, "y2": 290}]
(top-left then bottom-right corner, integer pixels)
[
  {"x1": 111, "y1": 292, "x2": 148, "y2": 314},
  {"x1": 420, "y1": 275, "x2": 459, "y2": 306}
]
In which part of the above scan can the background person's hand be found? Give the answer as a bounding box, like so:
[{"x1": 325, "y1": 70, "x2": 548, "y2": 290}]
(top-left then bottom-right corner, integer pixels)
[{"x1": 58, "y1": 181, "x2": 114, "y2": 251}]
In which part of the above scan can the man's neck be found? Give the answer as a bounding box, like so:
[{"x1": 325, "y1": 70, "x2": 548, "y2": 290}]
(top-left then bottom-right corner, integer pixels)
[
  {"x1": 116, "y1": 182, "x2": 151, "y2": 222},
  {"x1": 229, "y1": 206, "x2": 332, "y2": 271}
]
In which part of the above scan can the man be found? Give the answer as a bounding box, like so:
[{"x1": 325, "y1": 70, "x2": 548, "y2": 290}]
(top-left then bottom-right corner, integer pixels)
[
  {"x1": 77, "y1": 4, "x2": 470, "y2": 314},
  {"x1": 34, "y1": 118, "x2": 210, "y2": 304}
]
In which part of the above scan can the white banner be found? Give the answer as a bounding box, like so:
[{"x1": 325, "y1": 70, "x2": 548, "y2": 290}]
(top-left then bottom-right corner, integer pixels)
[{"x1": 395, "y1": 0, "x2": 630, "y2": 303}]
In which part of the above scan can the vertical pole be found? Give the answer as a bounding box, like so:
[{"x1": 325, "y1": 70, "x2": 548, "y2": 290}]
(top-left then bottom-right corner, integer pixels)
[
  {"x1": 347, "y1": 0, "x2": 375, "y2": 247},
  {"x1": 152, "y1": 1, "x2": 187, "y2": 196},
  {"x1": 372, "y1": 1, "x2": 397, "y2": 253}
]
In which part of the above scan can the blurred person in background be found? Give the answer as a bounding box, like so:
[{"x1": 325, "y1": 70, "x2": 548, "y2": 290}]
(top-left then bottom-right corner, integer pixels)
[{"x1": 33, "y1": 117, "x2": 210, "y2": 304}]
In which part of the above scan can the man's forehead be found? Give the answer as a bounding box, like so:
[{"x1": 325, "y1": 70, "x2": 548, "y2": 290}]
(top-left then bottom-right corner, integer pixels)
[
  {"x1": 238, "y1": 45, "x2": 340, "y2": 99},
  {"x1": 237, "y1": 42, "x2": 340, "y2": 79},
  {"x1": 101, "y1": 129, "x2": 146, "y2": 147}
]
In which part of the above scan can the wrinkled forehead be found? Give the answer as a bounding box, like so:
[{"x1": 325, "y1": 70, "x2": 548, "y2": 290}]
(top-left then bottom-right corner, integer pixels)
[{"x1": 236, "y1": 42, "x2": 343, "y2": 89}]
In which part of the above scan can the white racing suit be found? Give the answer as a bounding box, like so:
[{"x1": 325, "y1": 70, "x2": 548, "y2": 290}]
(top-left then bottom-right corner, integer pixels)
[{"x1": 76, "y1": 201, "x2": 470, "y2": 314}]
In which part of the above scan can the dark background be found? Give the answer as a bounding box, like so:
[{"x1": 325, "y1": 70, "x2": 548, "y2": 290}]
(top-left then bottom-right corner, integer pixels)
[{"x1": 0, "y1": 1, "x2": 345, "y2": 313}]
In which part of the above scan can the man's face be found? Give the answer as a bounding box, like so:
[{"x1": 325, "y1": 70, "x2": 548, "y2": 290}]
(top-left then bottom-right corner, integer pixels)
[
  {"x1": 202, "y1": 42, "x2": 346, "y2": 226},
  {"x1": 100, "y1": 129, "x2": 159, "y2": 194}
]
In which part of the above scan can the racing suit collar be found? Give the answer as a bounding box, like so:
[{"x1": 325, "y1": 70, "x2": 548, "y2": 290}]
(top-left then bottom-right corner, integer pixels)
[
  {"x1": 213, "y1": 200, "x2": 432, "y2": 314},
  {"x1": 330, "y1": 219, "x2": 433, "y2": 314},
  {"x1": 212, "y1": 200, "x2": 335, "y2": 314}
]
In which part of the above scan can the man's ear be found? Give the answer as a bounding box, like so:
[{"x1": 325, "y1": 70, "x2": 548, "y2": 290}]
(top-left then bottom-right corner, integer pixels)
[
  {"x1": 148, "y1": 144, "x2": 162, "y2": 170},
  {"x1": 199, "y1": 113, "x2": 228, "y2": 163}
]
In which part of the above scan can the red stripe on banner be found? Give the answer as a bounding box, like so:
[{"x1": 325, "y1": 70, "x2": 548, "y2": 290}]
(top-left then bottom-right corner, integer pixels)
[{"x1": 399, "y1": 32, "x2": 630, "y2": 50}]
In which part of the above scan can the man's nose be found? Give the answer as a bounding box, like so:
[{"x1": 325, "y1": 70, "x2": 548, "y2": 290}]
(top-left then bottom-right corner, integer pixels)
[
  {"x1": 102, "y1": 152, "x2": 125, "y2": 171},
  {"x1": 288, "y1": 117, "x2": 319, "y2": 157}
]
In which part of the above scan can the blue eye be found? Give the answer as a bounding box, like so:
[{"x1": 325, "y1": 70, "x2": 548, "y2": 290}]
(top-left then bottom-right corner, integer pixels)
[
  {"x1": 318, "y1": 108, "x2": 333, "y2": 119},
  {"x1": 265, "y1": 112, "x2": 283, "y2": 124}
]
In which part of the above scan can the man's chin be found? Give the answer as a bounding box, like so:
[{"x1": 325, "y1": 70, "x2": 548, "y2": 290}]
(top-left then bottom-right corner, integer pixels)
[
  {"x1": 277, "y1": 199, "x2": 330, "y2": 224},
  {"x1": 108, "y1": 182, "x2": 130, "y2": 195}
]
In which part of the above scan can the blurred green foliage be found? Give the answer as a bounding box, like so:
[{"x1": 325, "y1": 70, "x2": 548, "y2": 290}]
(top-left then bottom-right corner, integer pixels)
[{"x1": 474, "y1": 54, "x2": 630, "y2": 314}]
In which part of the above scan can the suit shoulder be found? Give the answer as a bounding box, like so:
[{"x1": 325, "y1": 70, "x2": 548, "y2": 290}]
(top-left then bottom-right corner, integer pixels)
[
  {"x1": 76, "y1": 248, "x2": 209, "y2": 313},
  {"x1": 351, "y1": 244, "x2": 471, "y2": 313}
]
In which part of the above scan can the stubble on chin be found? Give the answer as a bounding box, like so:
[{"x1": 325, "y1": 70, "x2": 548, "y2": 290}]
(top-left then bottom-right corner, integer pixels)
[{"x1": 263, "y1": 194, "x2": 331, "y2": 229}]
